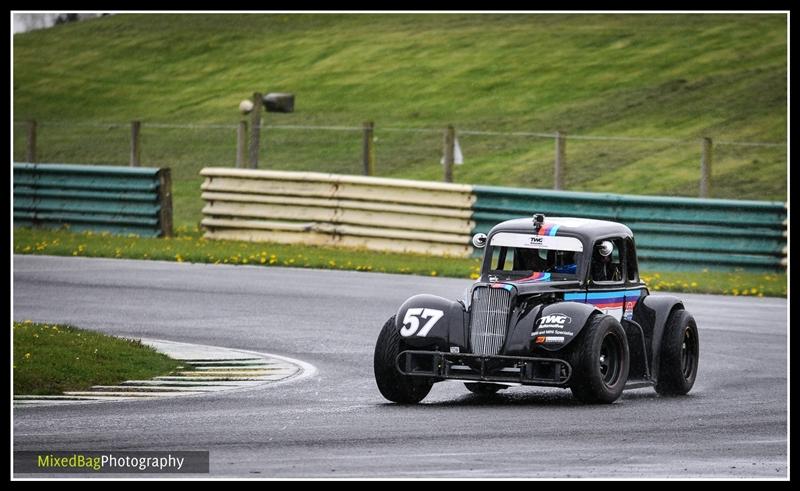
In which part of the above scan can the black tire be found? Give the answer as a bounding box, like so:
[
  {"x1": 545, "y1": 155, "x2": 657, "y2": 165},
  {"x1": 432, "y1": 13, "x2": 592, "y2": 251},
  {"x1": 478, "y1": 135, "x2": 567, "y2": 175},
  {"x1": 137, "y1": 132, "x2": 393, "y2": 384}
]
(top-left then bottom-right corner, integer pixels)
[
  {"x1": 655, "y1": 309, "x2": 699, "y2": 396},
  {"x1": 569, "y1": 314, "x2": 630, "y2": 404},
  {"x1": 464, "y1": 383, "x2": 504, "y2": 395},
  {"x1": 373, "y1": 315, "x2": 433, "y2": 403}
]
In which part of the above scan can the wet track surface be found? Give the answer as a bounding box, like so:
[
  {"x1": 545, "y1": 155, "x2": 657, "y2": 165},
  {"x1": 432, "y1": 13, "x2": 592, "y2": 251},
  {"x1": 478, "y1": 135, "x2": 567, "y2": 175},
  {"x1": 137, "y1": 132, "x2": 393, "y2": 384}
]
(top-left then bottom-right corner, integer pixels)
[{"x1": 13, "y1": 256, "x2": 788, "y2": 478}]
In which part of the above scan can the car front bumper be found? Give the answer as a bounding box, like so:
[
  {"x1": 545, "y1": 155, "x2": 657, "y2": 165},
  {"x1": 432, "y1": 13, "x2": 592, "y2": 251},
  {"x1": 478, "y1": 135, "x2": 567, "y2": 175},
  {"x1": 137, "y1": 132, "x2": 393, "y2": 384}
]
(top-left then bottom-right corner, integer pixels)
[{"x1": 396, "y1": 350, "x2": 572, "y2": 386}]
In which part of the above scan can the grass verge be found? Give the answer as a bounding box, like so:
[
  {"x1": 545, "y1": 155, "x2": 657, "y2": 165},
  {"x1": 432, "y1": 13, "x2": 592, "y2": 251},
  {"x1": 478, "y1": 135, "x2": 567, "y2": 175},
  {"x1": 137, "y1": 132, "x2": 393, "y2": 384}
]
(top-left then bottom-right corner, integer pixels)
[
  {"x1": 13, "y1": 321, "x2": 180, "y2": 396},
  {"x1": 12, "y1": 13, "x2": 787, "y2": 217},
  {"x1": 13, "y1": 227, "x2": 787, "y2": 297}
]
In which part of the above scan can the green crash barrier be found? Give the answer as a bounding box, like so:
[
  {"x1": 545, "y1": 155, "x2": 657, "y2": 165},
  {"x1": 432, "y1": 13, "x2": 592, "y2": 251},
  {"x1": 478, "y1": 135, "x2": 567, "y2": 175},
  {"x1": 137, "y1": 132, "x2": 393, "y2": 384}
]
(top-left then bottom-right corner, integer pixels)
[
  {"x1": 13, "y1": 163, "x2": 173, "y2": 238},
  {"x1": 473, "y1": 185, "x2": 786, "y2": 273}
]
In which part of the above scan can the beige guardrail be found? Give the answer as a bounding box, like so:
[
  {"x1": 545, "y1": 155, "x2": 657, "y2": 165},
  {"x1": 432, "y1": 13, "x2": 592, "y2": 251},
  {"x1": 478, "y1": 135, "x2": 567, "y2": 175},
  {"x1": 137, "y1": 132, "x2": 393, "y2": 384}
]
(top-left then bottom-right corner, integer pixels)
[{"x1": 200, "y1": 168, "x2": 476, "y2": 257}]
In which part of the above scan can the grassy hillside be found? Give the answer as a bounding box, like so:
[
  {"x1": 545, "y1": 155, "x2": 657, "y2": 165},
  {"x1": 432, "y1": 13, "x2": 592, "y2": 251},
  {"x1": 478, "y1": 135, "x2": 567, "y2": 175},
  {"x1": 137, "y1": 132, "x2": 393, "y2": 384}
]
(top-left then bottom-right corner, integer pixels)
[{"x1": 13, "y1": 14, "x2": 787, "y2": 228}]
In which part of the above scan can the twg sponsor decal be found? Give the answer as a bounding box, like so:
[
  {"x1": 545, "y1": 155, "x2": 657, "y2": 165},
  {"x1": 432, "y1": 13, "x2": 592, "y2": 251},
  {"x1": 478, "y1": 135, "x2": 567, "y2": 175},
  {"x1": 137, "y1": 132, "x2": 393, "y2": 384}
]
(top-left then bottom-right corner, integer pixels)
[
  {"x1": 536, "y1": 313, "x2": 572, "y2": 330},
  {"x1": 533, "y1": 313, "x2": 574, "y2": 343}
]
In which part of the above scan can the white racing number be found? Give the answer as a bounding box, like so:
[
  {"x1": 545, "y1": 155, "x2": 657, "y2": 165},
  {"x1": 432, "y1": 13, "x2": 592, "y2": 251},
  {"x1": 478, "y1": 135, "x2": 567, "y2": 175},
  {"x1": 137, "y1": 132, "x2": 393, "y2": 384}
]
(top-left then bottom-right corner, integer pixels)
[{"x1": 400, "y1": 308, "x2": 445, "y2": 337}]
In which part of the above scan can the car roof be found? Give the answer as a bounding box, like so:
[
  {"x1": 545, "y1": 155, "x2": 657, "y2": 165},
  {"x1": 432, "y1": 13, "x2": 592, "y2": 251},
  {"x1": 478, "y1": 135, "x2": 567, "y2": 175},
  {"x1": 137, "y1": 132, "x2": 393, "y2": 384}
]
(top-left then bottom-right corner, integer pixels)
[{"x1": 489, "y1": 216, "x2": 634, "y2": 243}]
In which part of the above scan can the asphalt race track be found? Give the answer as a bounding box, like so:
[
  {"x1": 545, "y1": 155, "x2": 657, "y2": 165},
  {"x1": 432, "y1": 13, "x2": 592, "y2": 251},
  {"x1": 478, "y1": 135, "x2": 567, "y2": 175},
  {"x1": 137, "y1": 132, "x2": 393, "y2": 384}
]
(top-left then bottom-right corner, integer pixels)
[{"x1": 12, "y1": 255, "x2": 788, "y2": 478}]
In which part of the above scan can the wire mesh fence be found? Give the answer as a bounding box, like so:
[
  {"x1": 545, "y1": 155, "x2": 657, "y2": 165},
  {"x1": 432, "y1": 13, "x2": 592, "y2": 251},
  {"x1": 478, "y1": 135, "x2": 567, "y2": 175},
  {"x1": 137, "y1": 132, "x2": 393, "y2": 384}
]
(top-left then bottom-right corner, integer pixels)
[
  {"x1": 12, "y1": 119, "x2": 787, "y2": 201},
  {"x1": 262, "y1": 125, "x2": 363, "y2": 175}
]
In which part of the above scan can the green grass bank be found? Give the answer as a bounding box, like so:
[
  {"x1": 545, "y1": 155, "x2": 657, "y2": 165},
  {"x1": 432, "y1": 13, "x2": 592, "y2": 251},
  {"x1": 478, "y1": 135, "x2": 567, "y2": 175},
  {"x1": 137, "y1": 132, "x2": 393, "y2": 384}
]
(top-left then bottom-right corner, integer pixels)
[
  {"x1": 13, "y1": 14, "x2": 787, "y2": 229},
  {"x1": 13, "y1": 322, "x2": 180, "y2": 396}
]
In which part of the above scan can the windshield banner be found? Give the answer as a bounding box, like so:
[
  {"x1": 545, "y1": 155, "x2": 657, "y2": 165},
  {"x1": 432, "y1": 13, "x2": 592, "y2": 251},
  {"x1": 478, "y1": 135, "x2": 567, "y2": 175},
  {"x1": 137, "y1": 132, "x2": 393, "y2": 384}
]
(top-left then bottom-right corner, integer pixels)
[{"x1": 490, "y1": 232, "x2": 584, "y2": 252}]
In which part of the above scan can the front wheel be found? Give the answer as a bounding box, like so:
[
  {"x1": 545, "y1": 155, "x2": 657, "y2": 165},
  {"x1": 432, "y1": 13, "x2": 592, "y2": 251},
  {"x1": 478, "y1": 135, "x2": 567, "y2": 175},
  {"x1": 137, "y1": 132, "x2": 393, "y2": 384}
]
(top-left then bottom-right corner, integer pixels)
[
  {"x1": 374, "y1": 315, "x2": 433, "y2": 403},
  {"x1": 655, "y1": 309, "x2": 699, "y2": 396},
  {"x1": 569, "y1": 314, "x2": 630, "y2": 404}
]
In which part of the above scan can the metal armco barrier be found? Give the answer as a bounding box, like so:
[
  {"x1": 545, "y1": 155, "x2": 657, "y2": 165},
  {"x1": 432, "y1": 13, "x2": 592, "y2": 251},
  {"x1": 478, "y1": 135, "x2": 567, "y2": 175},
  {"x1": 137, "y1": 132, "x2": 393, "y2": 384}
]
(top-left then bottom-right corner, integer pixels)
[
  {"x1": 200, "y1": 168, "x2": 475, "y2": 256},
  {"x1": 13, "y1": 163, "x2": 173, "y2": 237},
  {"x1": 199, "y1": 169, "x2": 785, "y2": 272},
  {"x1": 473, "y1": 186, "x2": 787, "y2": 272}
]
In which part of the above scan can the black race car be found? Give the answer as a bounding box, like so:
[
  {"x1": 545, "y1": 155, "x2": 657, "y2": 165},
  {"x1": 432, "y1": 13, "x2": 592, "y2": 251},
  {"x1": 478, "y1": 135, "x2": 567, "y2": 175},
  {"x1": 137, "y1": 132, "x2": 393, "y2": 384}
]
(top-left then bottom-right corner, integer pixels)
[{"x1": 374, "y1": 214, "x2": 699, "y2": 404}]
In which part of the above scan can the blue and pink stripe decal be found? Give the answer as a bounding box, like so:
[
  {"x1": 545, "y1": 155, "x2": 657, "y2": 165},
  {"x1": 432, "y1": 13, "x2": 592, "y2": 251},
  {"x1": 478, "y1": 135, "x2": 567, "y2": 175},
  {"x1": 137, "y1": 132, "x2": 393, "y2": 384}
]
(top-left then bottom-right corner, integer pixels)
[
  {"x1": 565, "y1": 288, "x2": 644, "y2": 320},
  {"x1": 516, "y1": 272, "x2": 551, "y2": 283},
  {"x1": 490, "y1": 283, "x2": 515, "y2": 291},
  {"x1": 537, "y1": 223, "x2": 560, "y2": 236}
]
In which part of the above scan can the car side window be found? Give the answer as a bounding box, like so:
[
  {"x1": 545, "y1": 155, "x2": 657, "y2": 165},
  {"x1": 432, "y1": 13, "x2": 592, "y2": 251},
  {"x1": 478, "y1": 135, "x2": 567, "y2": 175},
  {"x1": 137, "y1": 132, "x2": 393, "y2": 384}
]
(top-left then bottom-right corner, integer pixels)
[
  {"x1": 625, "y1": 238, "x2": 639, "y2": 283},
  {"x1": 591, "y1": 238, "x2": 624, "y2": 284}
]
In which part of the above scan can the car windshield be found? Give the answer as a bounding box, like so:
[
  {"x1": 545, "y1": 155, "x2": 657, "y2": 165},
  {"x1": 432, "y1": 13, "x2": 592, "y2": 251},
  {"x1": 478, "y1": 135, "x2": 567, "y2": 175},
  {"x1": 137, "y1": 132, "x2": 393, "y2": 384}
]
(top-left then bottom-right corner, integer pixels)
[{"x1": 486, "y1": 233, "x2": 583, "y2": 282}]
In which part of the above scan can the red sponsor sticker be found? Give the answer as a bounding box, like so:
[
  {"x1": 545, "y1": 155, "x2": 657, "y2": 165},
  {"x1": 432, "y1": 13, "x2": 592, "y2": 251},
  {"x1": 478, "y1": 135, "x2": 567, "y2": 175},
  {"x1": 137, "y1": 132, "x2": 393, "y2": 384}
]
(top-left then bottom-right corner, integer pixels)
[{"x1": 535, "y1": 336, "x2": 546, "y2": 344}]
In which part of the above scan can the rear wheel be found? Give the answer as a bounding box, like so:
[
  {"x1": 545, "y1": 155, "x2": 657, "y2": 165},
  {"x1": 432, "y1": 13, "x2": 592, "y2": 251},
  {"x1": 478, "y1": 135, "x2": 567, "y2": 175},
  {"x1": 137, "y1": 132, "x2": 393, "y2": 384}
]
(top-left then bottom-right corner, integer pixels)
[
  {"x1": 569, "y1": 314, "x2": 630, "y2": 404},
  {"x1": 655, "y1": 309, "x2": 699, "y2": 396},
  {"x1": 374, "y1": 315, "x2": 433, "y2": 403},
  {"x1": 464, "y1": 383, "x2": 504, "y2": 395}
]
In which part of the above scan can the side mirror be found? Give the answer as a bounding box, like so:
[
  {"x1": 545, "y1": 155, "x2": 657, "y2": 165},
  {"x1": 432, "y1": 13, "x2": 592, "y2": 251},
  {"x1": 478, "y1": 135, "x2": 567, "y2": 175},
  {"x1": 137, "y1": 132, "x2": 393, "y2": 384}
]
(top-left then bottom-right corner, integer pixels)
[
  {"x1": 597, "y1": 240, "x2": 614, "y2": 257},
  {"x1": 472, "y1": 233, "x2": 487, "y2": 248}
]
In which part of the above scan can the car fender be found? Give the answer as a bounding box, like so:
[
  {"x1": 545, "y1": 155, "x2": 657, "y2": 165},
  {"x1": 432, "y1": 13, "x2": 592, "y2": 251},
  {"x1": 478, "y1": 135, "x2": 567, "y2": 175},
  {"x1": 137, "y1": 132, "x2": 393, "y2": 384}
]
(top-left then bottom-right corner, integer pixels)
[
  {"x1": 395, "y1": 294, "x2": 468, "y2": 351},
  {"x1": 504, "y1": 303, "x2": 545, "y2": 356},
  {"x1": 528, "y1": 302, "x2": 601, "y2": 352},
  {"x1": 634, "y1": 294, "x2": 684, "y2": 382}
]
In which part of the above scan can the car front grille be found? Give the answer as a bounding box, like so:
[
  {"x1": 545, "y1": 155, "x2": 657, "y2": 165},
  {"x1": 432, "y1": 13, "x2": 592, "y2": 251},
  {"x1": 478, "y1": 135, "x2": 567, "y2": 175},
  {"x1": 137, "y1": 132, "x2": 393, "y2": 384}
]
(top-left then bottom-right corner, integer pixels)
[{"x1": 469, "y1": 286, "x2": 512, "y2": 356}]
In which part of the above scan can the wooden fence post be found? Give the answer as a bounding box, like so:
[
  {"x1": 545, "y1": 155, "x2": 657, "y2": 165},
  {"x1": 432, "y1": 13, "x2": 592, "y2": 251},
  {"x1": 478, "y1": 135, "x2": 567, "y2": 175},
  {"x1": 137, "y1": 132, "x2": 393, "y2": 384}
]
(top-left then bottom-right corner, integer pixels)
[
  {"x1": 443, "y1": 125, "x2": 455, "y2": 183},
  {"x1": 248, "y1": 92, "x2": 263, "y2": 169},
  {"x1": 236, "y1": 120, "x2": 248, "y2": 168},
  {"x1": 156, "y1": 167, "x2": 173, "y2": 238},
  {"x1": 26, "y1": 120, "x2": 37, "y2": 163},
  {"x1": 554, "y1": 130, "x2": 566, "y2": 190},
  {"x1": 700, "y1": 137, "x2": 712, "y2": 198},
  {"x1": 362, "y1": 121, "x2": 375, "y2": 176},
  {"x1": 130, "y1": 120, "x2": 141, "y2": 167}
]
